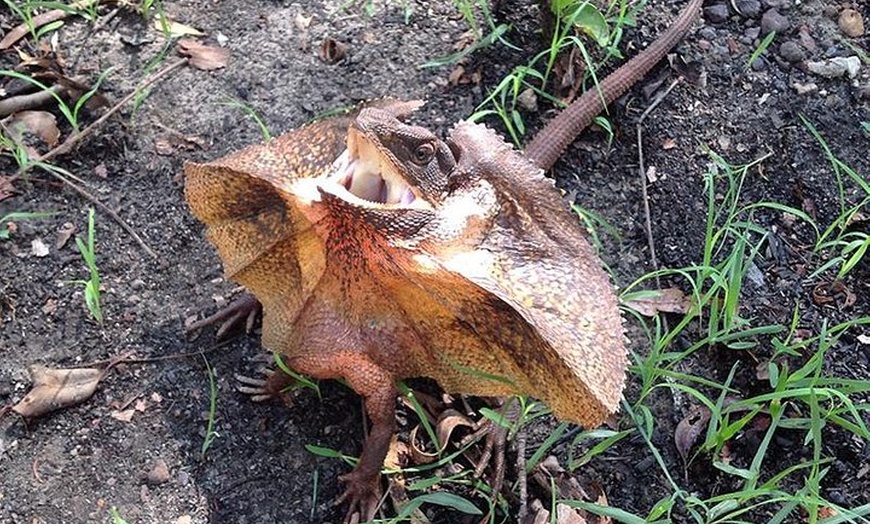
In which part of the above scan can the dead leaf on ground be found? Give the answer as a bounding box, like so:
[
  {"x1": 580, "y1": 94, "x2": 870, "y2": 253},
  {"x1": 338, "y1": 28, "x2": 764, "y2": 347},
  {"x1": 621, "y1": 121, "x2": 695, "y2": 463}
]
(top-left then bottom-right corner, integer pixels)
[
  {"x1": 9, "y1": 110, "x2": 60, "y2": 147},
  {"x1": 0, "y1": 0, "x2": 98, "y2": 49},
  {"x1": 320, "y1": 38, "x2": 347, "y2": 64},
  {"x1": 533, "y1": 456, "x2": 589, "y2": 501},
  {"x1": 55, "y1": 222, "x2": 75, "y2": 249},
  {"x1": 110, "y1": 408, "x2": 136, "y2": 422},
  {"x1": 623, "y1": 287, "x2": 691, "y2": 317},
  {"x1": 177, "y1": 39, "x2": 229, "y2": 71},
  {"x1": 408, "y1": 425, "x2": 439, "y2": 464},
  {"x1": 154, "y1": 15, "x2": 204, "y2": 38},
  {"x1": 294, "y1": 13, "x2": 313, "y2": 30},
  {"x1": 674, "y1": 405, "x2": 712, "y2": 462},
  {"x1": 12, "y1": 365, "x2": 104, "y2": 418},
  {"x1": 408, "y1": 409, "x2": 476, "y2": 464},
  {"x1": 436, "y1": 409, "x2": 476, "y2": 450},
  {"x1": 812, "y1": 280, "x2": 857, "y2": 308},
  {"x1": 0, "y1": 177, "x2": 15, "y2": 202},
  {"x1": 553, "y1": 46, "x2": 587, "y2": 103}
]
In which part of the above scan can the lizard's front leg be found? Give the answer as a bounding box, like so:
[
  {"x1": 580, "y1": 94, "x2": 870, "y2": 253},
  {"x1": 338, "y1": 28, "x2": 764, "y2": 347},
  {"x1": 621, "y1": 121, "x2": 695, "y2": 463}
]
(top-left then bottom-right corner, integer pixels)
[{"x1": 289, "y1": 351, "x2": 397, "y2": 523}]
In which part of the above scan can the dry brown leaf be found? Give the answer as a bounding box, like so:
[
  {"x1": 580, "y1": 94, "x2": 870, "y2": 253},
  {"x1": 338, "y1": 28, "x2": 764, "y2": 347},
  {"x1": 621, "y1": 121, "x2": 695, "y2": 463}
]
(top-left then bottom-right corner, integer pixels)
[
  {"x1": 320, "y1": 38, "x2": 347, "y2": 64},
  {"x1": 623, "y1": 287, "x2": 691, "y2": 317},
  {"x1": 177, "y1": 39, "x2": 229, "y2": 71},
  {"x1": 9, "y1": 110, "x2": 60, "y2": 147},
  {"x1": 154, "y1": 16, "x2": 204, "y2": 38},
  {"x1": 524, "y1": 500, "x2": 551, "y2": 524},
  {"x1": 556, "y1": 504, "x2": 587, "y2": 524},
  {"x1": 294, "y1": 13, "x2": 313, "y2": 30},
  {"x1": 534, "y1": 456, "x2": 589, "y2": 501},
  {"x1": 12, "y1": 365, "x2": 103, "y2": 418},
  {"x1": 111, "y1": 408, "x2": 135, "y2": 422},
  {"x1": 448, "y1": 65, "x2": 465, "y2": 86},
  {"x1": 55, "y1": 222, "x2": 75, "y2": 249},
  {"x1": 674, "y1": 405, "x2": 711, "y2": 462},
  {"x1": 435, "y1": 408, "x2": 476, "y2": 449},
  {"x1": 812, "y1": 280, "x2": 857, "y2": 308},
  {"x1": 0, "y1": 0, "x2": 98, "y2": 49},
  {"x1": 592, "y1": 483, "x2": 612, "y2": 524},
  {"x1": 408, "y1": 425, "x2": 438, "y2": 465},
  {"x1": 0, "y1": 176, "x2": 15, "y2": 203}
]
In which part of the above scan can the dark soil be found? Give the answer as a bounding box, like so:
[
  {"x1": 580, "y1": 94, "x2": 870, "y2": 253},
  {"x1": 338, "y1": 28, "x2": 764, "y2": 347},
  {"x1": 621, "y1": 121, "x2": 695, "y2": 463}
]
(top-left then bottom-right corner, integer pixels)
[{"x1": 1, "y1": 1, "x2": 868, "y2": 523}]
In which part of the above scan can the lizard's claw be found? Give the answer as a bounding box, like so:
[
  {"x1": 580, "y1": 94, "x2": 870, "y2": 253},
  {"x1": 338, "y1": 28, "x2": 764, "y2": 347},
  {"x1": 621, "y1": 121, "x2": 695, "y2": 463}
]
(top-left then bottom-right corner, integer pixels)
[
  {"x1": 336, "y1": 469, "x2": 383, "y2": 523},
  {"x1": 462, "y1": 417, "x2": 508, "y2": 496},
  {"x1": 235, "y1": 368, "x2": 295, "y2": 407},
  {"x1": 187, "y1": 292, "x2": 262, "y2": 339}
]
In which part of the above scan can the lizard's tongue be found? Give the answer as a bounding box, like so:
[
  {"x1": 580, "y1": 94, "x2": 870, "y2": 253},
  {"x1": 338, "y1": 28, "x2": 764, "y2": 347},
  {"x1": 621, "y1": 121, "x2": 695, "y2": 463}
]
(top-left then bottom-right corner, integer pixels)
[{"x1": 334, "y1": 154, "x2": 416, "y2": 205}]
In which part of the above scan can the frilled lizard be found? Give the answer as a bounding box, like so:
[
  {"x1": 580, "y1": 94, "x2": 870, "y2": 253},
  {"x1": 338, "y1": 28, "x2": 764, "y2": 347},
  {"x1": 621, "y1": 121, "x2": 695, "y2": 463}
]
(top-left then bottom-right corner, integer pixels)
[{"x1": 184, "y1": 0, "x2": 701, "y2": 520}]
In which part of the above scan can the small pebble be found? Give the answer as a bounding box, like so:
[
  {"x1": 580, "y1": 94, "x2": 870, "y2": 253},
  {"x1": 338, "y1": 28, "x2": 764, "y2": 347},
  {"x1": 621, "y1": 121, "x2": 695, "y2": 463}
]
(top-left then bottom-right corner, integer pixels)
[
  {"x1": 698, "y1": 27, "x2": 718, "y2": 41},
  {"x1": 145, "y1": 459, "x2": 171, "y2": 485},
  {"x1": 806, "y1": 56, "x2": 861, "y2": 79},
  {"x1": 792, "y1": 82, "x2": 818, "y2": 95},
  {"x1": 750, "y1": 56, "x2": 768, "y2": 71},
  {"x1": 778, "y1": 40, "x2": 805, "y2": 63},
  {"x1": 797, "y1": 28, "x2": 817, "y2": 52},
  {"x1": 735, "y1": 0, "x2": 761, "y2": 18},
  {"x1": 704, "y1": 4, "x2": 730, "y2": 24},
  {"x1": 743, "y1": 26, "x2": 761, "y2": 43},
  {"x1": 838, "y1": 8, "x2": 864, "y2": 38},
  {"x1": 761, "y1": 9, "x2": 790, "y2": 35},
  {"x1": 517, "y1": 88, "x2": 538, "y2": 113}
]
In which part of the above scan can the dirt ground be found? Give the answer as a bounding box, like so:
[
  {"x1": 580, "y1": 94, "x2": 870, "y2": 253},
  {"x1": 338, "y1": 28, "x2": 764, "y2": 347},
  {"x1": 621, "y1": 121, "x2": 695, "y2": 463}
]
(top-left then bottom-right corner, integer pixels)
[{"x1": 1, "y1": 0, "x2": 868, "y2": 523}]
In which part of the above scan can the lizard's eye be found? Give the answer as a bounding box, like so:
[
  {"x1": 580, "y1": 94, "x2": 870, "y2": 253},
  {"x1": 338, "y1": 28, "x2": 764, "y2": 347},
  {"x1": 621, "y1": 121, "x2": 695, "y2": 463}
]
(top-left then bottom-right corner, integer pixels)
[{"x1": 413, "y1": 143, "x2": 435, "y2": 164}]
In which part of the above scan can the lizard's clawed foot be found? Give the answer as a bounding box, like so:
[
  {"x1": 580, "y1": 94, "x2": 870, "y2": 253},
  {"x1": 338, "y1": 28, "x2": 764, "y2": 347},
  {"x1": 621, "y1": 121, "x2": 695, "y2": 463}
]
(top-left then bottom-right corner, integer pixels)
[
  {"x1": 336, "y1": 469, "x2": 383, "y2": 523},
  {"x1": 187, "y1": 292, "x2": 262, "y2": 339},
  {"x1": 235, "y1": 367, "x2": 295, "y2": 406},
  {"x1": 462, "y1": 417, "x2": 508, "y2": 496}
]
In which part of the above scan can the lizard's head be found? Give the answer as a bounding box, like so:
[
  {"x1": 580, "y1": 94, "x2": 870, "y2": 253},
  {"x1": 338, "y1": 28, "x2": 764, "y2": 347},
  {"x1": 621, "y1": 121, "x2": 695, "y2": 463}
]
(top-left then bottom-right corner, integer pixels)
[{"x1": 325, "y1": 107, "x2": 455, "y2": 209}]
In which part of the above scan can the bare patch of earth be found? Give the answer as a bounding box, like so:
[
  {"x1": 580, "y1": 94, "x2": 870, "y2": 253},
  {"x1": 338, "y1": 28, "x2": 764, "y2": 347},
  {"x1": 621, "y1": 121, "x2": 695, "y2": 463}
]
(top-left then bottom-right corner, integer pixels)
[{"x1": 1, "y1": 0, "x2": 867, "y2": 522}]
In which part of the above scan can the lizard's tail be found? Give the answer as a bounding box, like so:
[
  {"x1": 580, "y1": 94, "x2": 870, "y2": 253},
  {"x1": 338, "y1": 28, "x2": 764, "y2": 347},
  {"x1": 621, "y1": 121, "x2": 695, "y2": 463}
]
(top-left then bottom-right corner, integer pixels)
[{"x1": 524, "y1": 0, "x2": 703, "y2": 171}]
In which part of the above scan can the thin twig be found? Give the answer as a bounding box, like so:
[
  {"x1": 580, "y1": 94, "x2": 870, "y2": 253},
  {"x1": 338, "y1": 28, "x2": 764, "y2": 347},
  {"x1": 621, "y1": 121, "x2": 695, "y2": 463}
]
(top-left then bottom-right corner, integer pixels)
[
  {"x1": 84, "y1": 339, "x2": 237, "y2": 368},
  {"x1": 5, "y1": 58, "x2": 189, "y2": 258},
  {"x1": 45, "y1": 167, "x2": 159, "y2": 258},
  {"x1": 636, "y1": 76, "x2": 683, "y2": 290},
  {"x1": 35, "y1": 57, "x2": 189, "y2": 166},
  {"x1": 0, "y1": 86, "x2": 67, "y2": 117},
  {"x1": 0, "y1": 0, "x2": 102, "y2": 50}
]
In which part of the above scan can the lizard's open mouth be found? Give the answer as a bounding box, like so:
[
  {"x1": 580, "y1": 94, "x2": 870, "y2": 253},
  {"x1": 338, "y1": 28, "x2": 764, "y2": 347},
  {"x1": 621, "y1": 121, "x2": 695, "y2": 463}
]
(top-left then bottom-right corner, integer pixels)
[{"x1": 324, "y1": 129, "x2": 430, "y2": 209}]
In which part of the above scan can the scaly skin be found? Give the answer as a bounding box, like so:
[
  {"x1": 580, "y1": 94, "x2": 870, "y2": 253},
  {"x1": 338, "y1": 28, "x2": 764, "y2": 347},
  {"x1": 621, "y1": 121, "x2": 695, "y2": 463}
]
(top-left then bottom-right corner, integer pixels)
[{"x1": 185, "y1": 1, "x2": 701, "y2": 520}]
